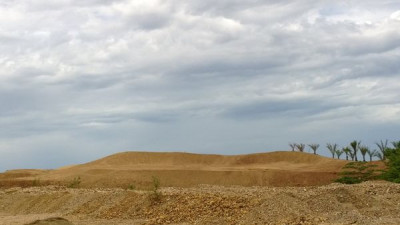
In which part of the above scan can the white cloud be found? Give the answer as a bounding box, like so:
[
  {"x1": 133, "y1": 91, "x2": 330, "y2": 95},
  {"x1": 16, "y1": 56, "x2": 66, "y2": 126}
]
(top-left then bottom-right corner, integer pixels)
[{"x1": 0, "y1": 0, "x2": 399, "y2": 170}]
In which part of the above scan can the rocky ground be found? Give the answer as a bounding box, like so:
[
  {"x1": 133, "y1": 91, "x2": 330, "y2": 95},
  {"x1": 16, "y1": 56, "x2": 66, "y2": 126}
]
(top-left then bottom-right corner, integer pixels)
[{"x1": 0, "y1": 181, "x2": 400, "y2": 225}]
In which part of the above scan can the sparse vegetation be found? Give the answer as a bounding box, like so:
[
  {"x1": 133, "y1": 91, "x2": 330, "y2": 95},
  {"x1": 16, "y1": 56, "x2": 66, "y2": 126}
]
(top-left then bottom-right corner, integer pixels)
[
  {"x1": 32, "y1": 178, "x2": 41, "y2": 187},
  {"x1": 308, "y1": 144, "x2": 319, "y2": 155},
  {"x1": 335, "y1": 149, "x2": 343, "y2": 159},
  {"x1": 296, "y1": 143, "x2": 306, "y2": 152},
  {"x1": 350, "y1": 140, "x2": 360, "y2": 162},
  {"x1": 336, "y1": 161, "x2": 380, "y2": 184},
  {"x1": 359, "y1": 146, "x2": 369, "y2": 162},
  {"x1": 342, "y1": 147, "x2": 351, "y2": 160},
  {"x1": 326, "y1": 143, "x2": 337, "y2": 159},
  {"x1": 67, "y1": 176, "x2": 81, "y2": 188},
  {"x1": 376, "y1": 140, "x2": 389, "y2": 160},
  {"x1": 381, "y1": 142, "x2": 400, "y2": 183},
  {"x1": 366, "y1": 149, "x2": 377, "y2": 162},
  {"x1": 127, "y1": 183, "x2": 136, "y2": 190},
  {"x1": 289, "y1": 143, "x2": 297, "y2": 152},
  {"x1": 148, "y1": 176, "x2": 162, "y2": 203}
]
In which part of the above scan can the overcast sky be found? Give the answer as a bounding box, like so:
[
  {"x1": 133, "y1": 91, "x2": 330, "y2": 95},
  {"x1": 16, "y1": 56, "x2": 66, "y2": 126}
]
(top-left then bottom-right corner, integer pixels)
[{"x1": 1, "y1": 0, "x2": 400, "y2": 171}]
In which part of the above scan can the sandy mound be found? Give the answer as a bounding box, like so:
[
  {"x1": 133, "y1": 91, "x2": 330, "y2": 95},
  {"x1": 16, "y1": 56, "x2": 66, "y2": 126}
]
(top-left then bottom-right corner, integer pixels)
[{"x1": 24, "y1": 151, "x2": 347, "y2": 188}]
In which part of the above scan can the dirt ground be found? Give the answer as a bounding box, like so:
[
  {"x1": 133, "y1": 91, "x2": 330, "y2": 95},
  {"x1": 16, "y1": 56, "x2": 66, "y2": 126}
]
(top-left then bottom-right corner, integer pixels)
[
  {"x1": 0, "y1": 152, "x2": 350, "y2": 189},
  {"x1": 0, "y1": 151, "x2": 396, "y2": 224},
  {"x1": 0, "y1": 181, "x2": 399, "y2": 225}
]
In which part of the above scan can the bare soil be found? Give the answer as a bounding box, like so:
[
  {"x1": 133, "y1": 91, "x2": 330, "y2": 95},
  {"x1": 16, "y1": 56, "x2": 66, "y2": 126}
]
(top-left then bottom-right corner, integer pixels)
[
  {"x1": 0, "y1": 151, "x2": 396, "y2": 224},
  {"x1": 0, "y1": 181, "x2": 399, "y2": 224}
]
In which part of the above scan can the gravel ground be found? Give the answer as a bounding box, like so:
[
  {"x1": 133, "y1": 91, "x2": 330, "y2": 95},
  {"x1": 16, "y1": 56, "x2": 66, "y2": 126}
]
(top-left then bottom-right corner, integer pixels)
[{"x1": 1, "y1": 181, "x2": 400, "y2": 225}]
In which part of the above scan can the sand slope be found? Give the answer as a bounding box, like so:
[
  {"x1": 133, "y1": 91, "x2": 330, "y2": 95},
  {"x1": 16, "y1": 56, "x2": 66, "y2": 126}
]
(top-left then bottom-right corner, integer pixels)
[{"x1": 15, "y1": 151, "x2": 349, "y2": 188}]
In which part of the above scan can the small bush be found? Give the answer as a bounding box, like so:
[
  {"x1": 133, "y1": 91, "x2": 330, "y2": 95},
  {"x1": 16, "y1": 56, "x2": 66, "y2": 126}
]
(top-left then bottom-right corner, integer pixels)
[
  {"x1": 67, "y1": 176, "x2": 81, "y2": 188},
  {"x1": 382, "y1": 147, "x2": 400, "y2": 183},
  {"x1": 127, "y1": 183, "x2": 136, "y2": 190},
  {"x1": 148, "y1": 176, "x2": 162, "y2": 203},
  {"x1": 32, "y1": 178, "x2": 41, "y2": 187}
]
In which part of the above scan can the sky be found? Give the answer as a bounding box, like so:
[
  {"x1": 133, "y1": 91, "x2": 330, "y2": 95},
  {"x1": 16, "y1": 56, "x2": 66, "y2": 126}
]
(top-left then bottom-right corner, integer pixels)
[{"x1": 1, "y1": 0, "x2": 400, "y2": 171}]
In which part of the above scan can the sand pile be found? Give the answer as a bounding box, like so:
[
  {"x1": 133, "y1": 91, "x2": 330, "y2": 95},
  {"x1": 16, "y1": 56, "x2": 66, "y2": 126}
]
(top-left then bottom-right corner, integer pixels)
[
  {"x1": 1, "y1": 151, "x2": 349, "y2": 188},
  {"x1": 0, "y1": 181, "x2": 399, "y2": 225}
]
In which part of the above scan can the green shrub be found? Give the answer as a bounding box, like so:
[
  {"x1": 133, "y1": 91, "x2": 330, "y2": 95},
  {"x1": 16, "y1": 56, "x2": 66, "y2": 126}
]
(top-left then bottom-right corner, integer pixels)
[
  {"x1": 32, "y1": 178, "x2": 41, "y2": 186},
  {"x1": 382, "y1": 146, "x2": 400, "y2": 183},
  {"x1": 335, "y1": 162, "x2": 380, "y2": 184},
  {"x1": 148, "y1": 176, "x2": 162, "y2": 203},
  {"x1": 127, "y1": 183, "x2": 136, "y2": 190},
  {"x1": 67, "y1": 176, "x2": 81, "y2": 188}
]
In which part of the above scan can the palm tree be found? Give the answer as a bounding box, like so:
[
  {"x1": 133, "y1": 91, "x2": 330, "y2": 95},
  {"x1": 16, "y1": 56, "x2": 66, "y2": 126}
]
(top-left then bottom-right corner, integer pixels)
[
  {"x1": 350, "y1": 140, "x2": 360, "y2": 161},
  {"x1": 296, "y1": 143, "x2": 306, "y2": 152},
  {"x1": 327, "y1": 143, "x2": 338, "y2": 159},
  {"x1": 366, "y1": 149, "x2": 377, "y2": 162},
  {"x1": 289, "y1": 143, "x2": 297, "y2": 152},
  {"x1": 392, "y1": 141, "x2": 400, "y2": 150},
  {"x1": 335, "y1": 149, "x2": 343, "y2": 159},
  {"x1": 376, "y1": 152, "x2": 384, "y2": 160},
  {"x1": 348, "y1": 150, "x2": 355, "y2": 161},
  {"x1": 342, "y1": 147, "x2": 351, "y2": 160},
  {"x1": 376, "y1": 140, "x2": 388, "y2": 160},
  {"x1": 308, "y1": 144, "x2": 320, "y2": 155},
  {"x1": 359, "y1": 146, "x2": 369, "y2": 162}
]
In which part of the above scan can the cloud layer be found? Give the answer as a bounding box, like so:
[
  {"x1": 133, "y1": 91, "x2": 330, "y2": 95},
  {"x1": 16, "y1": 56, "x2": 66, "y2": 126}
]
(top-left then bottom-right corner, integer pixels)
[{"x1": 1, "y1": 0, "x2": 400, "y2": 170}]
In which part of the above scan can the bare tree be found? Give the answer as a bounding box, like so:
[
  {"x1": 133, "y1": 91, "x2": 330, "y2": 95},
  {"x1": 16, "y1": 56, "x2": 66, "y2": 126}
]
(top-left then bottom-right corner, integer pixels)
[
  {"x1": 296, "y1": 143, "x2": 306, "y2": 152},
  {"x1": 308, "y1": 144, "x2": 320, "y2": 155},
  {"x1": 376, "y1": 140, "x2": 388, "y2": 160},
  {"x1": 327, "y1": 143, "x2": 338, "y2": 159},
  {"x1": 350, "y1": 140, "x2": 360, "y2": 161},
  {"x1": 366, "y1": 149, "x2": 377, "y2": 162},
  {"x1": 335, "y1": 149, "x2": 343, "y2": 159},
  {"x1": 289, "y1": 143, "x2": 297, "y2": 152},
  {"x1": 342, "y1": 147, "x2": 351, "y2": 160},
  {"x1": 359, "y1": 146, "x2": 369, "y2": 162}
]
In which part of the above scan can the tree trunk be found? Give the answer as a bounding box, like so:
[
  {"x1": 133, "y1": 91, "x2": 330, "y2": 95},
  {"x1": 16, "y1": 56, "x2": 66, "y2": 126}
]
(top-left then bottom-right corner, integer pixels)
[{"x1": 362, "y1": 155, "x2": 366, "y2": 162}]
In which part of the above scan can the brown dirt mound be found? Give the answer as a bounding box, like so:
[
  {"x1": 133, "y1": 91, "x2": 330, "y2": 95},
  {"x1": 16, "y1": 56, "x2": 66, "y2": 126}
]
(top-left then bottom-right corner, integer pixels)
[
  {"x1": 1, "y1": 151, "x2": 353, "y2": 188},
  {"x1": 36, "y1": 151, "x2": 349, "y2": 188}
]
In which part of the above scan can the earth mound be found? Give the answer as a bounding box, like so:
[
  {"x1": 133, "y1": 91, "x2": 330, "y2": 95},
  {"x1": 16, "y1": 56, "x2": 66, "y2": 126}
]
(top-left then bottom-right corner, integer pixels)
[{"x1": 14, "y1": 151, "x2": 348, "y2": 188}]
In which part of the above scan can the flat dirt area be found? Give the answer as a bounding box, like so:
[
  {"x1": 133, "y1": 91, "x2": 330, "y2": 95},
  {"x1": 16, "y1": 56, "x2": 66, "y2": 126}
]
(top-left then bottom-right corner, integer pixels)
[{"x1": 0, "y1": 151, "x2": 398, "y2": 224}]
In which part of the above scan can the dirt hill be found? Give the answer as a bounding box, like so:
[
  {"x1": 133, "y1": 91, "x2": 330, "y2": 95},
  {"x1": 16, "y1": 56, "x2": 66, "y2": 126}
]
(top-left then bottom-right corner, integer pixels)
[{"x1": 1, "y1": 151, "x2": 348, "y2": 188}]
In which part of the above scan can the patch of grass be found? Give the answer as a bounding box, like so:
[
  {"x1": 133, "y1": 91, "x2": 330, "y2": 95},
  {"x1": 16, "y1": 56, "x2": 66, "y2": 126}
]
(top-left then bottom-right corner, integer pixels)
[
  {"x1": 127, "y1": 183, "x2": 136, "y2": 190},
  {"x1": 67, "y1": 176, "x2": 81, "y2": 188},
  {"x1": 335, "y1": 162, "x2": 381, "y2": 184},
  {"x1": 32, "y1": 178, "x2": 41, "y2": 186}
]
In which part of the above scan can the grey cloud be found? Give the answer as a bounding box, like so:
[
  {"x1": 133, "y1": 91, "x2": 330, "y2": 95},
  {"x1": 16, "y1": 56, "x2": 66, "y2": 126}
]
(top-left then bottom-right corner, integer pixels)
[
  {"x1": 222, "y1": 98, "x2": 343, "y2": 120},
  {"x1": 1, "y1": 0, "x2": 400, "y2": 171}
]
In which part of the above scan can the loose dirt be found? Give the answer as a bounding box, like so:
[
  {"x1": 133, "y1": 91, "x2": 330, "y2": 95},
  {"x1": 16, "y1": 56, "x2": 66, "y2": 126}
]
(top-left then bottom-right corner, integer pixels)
[
  {"x1": 0, "y1": 181, "x2": 399, "y2": 224},
  {"x1": 0, "y1": 151, "x2": 396, "y2": 224}
]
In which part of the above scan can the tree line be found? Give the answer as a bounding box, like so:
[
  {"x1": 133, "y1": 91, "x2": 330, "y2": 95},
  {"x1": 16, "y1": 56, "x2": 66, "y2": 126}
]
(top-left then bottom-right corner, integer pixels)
[{"x1": 288, "y1": 140, "x2": 400, "y2": 162}]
